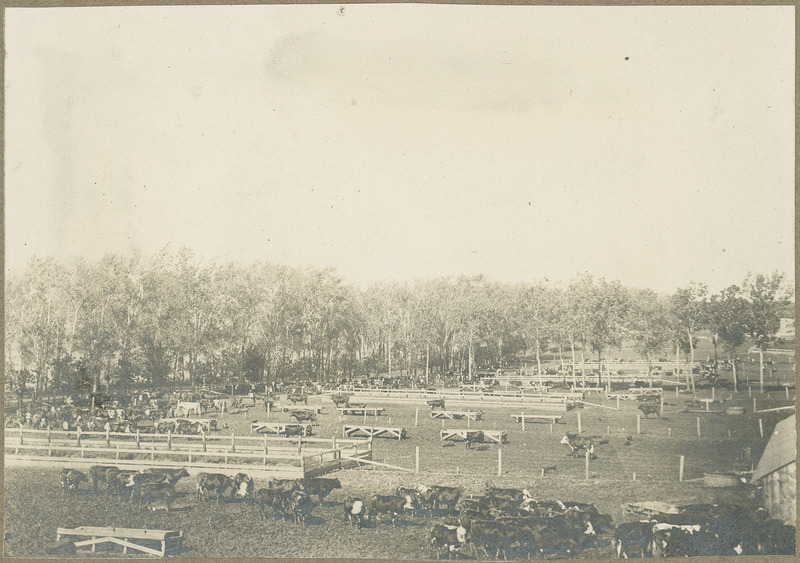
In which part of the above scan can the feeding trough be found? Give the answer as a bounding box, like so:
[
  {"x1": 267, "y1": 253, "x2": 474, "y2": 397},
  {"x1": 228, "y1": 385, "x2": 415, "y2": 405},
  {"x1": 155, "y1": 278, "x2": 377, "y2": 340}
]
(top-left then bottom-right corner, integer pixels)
[
  {"x1": 703, "y1": 472, "x2": 741, "y2": 488},
  {"x1": 726, "y1": 406, "x2": 745, "y2": 415}
]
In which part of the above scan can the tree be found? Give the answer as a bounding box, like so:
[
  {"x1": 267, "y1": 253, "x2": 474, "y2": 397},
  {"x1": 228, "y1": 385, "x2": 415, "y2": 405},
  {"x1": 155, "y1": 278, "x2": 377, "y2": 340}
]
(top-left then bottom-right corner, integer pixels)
[
  {"x1": 627, "y1": 288, "x2": 671, "y2": 375},
  {"x1": 742, "y1": 272, "x2": 792, "y2": 351},
  {"x1": 707, "y1": 285, "x2": 748, "y2": 391},
  {"x1": 669, "y1": 283, "x2": 708, "y2": 392},
  {"x1": 587, "y1": 278, "x2": 629, "y2": 383}
]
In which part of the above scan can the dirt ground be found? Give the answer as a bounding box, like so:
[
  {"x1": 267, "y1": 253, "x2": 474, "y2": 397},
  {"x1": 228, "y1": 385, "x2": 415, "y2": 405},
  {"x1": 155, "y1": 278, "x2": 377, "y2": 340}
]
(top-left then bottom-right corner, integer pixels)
[{"x1": 4, "y1": 386, "x2": 792, "y2": 558}]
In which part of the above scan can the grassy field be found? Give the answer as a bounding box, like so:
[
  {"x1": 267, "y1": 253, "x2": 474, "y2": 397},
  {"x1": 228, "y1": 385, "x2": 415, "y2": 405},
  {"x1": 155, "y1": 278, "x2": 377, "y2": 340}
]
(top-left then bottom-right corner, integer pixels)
[{"x1": 4, "y1": 385, "x2": 794, "y2": 558}]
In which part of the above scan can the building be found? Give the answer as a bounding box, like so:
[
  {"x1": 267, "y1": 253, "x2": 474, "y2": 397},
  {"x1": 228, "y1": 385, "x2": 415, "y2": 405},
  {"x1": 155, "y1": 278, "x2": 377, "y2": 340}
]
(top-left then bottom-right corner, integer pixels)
[
  {"x1": 776, "y1": 317, "x2": 795, "y2": 339},
  {"x1": 751, "y1": 414, "x2": 796, "y2": 526}
]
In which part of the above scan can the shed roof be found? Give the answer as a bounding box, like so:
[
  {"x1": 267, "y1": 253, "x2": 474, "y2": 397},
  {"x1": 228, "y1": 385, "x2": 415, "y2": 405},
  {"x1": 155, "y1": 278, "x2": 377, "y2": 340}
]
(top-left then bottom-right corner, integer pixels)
[{"x1": 752, "y1": 414, "x2": 796, "y2": 481}]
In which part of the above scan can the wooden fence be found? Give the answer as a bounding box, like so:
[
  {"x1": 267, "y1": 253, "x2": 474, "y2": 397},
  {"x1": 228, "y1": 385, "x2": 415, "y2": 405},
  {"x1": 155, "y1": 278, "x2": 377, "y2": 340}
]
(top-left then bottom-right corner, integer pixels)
[{"x1": 4, "y1": 427, "x2": 371, "y2": 479}]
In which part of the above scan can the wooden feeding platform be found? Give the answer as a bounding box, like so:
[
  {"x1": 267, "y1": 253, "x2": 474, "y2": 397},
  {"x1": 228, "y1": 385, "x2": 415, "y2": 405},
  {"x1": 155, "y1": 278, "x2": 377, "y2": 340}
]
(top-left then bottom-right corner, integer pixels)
[
  {"x1": 56, "y1": 526, "x2": 183, "y2": 557},
  {"x1": 628, "y1": 388, "x2": 663, "y2": 395},
  {"x1": 440, "y1": 428, "x2": 507, "y2": 444},
  {"x1": 342, "y1": 425, "x2": 406, "y2": 440},
  {"x1": 430, "y1": 410, "x2": 482, "y2": 421},
  {"x1": 250, "y1": 421, "x2": 313, "y2": 436},
  {"x1": 337, "y1": 407, "x2": 385, "y2": 416},
  {"x1": 511, "y1": 414, "x2": 564, "y2": 424},
  {"x1": 280, "y1": 405, "x2": 325, "y2": 414}
]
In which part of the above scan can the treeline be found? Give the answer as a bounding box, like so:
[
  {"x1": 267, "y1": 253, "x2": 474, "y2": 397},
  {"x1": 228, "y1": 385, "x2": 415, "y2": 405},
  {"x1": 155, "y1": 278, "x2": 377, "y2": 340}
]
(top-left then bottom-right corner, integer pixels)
[{"x1": 4, "y1": 246, "x2": 793, "y2": 399}]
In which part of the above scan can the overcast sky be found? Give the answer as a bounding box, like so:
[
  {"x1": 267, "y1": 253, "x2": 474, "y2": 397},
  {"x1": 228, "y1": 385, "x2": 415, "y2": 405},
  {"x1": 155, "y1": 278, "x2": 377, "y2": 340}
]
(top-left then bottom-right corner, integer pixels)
[{"x1": 5, "y1": 5, "x2": 795, "y2": 294}]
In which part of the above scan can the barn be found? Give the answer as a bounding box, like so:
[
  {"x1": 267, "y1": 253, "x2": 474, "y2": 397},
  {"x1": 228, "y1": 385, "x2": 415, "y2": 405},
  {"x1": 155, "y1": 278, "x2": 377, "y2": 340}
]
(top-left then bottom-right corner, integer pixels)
[{"x1": 751, "y1": 413, "x2": 796, "y2": 526}]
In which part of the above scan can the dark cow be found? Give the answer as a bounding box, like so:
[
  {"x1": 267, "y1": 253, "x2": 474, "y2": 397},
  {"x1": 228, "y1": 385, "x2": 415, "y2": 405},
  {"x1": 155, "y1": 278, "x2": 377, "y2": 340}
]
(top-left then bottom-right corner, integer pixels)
[
  {"x1": 290, "y1": 490, "x2": 314, "y2": 525},
  {"x1": 89, "y1": 465, "x2": 117, "y2": 491},
  {"x1": 104, "y1": 468, "x2": 123, "y2": 497},
  {"x1": 638, "y1": 402, "x2": 661, "y2": 418},
  {"x1": 614, "y1": 521, "x2": 654, "y2": 558},
  {"x1": 650, "y1": 523, "x2": 705, "y2": 557},
  {"x1": 302, "y1": 477, "x2": 342, "y2": 504},
  {"x1": 290, "y1": 410, "x2": 316, "y2": 423},
  {"x1": 430, "y1": 524, "x2": 467, "y2": 559},
  {"x1": 287, "y1": 393, "x2": 307, "y2": 405},
  {"x1": 344, "y1": 497, "x2": 366, "y2": 528},
  {"x1": 427, "y1": 399, "x2": 446, "y2": 409},
  {"x1": 465, "y1": 520, "x2": 515, "y2": 560},
  {"x1": 196, "y1": 472, "x2": 233, "y2": 504},
  {"x1": 232, "y1": 473, "x2": 255, "y2": 503},
  {"x1": 367, "y1": 494, "x2": 407, "y2": 527},
  {"x1": 430, "y1": 486, "x2": 464, "y2": 515},
  {"x1": 464, "y1": 431, "x2": 485, "y2": 449},
  {"x1": 256, "y1": 488, "x2": 288, "y2": 520},
  {"x1": 331, "y1": 395, "x2": 350, "y2": 407},
  {"x1": 560, "y1": 433, "x2": 596, "y2": 458},
  {"x1": 139, "y1": 483, "x2": 176, "y2": 511},
  {"x1": 60, "y1": 469, "x2": 87, "y2": 495},
  {"x1": 267, "y1": 478, "x2": 302, "y2": 494},
  {"x1": 416, "y1": 486, "x2": 438, "y2": 516}
]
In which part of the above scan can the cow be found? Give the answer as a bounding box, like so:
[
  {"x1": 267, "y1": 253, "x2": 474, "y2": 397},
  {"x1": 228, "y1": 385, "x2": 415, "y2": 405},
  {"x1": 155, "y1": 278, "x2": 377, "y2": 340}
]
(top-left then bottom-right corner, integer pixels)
[
  {"x1": 287, "y1": 393, "x2": 307, "y2": 405},
  {"x1": 560, "y1": 433, "x2": 596, "y2": 458},
  {"x1": 60, "y1": 469, "x2": 87, "y2": 495},
  {"x1": 289, "y1": 410, "x2": 316, "y2": 423},
  {"x1": 430, "y1": 524, "x2": 467, "y2": 559},
  {"x1": 301, "y1": 477, "x2": 342, "y2": 505},
  {"x1": 139, "y1": 483, "x2": 176, "y2": 511},
  {"x1": 290, "y1": 490, "x2": 314, "y2": 525},
  {"x1": 464, "y1": 431, "x2": 484, "y2": 449},
  {"x1": 367, "y1": 494, "x2": 407, "y2": 527},
  {"x1": 484, "y1": 486, "x2": 531, "y2": 503},
  {"x1": 89, "y1": 465, "x2": 117, "y2": 492},
  {"x1": 430, "y1": 486, "x2": 464, "y2": 515},
  {"x1": 256, "y1": 488, "x2": 290, "y2": 520},
  {"x1": 143, "y1": 467, "x2": 190, "y2": 486},
  {"x1": 176, "y1": 401, "x2": 202, "y2": 416},
  {"x1": 115, "y1": 471, "x2": 142, "y2": 502},
  {"x1": 465, "y1": 520, "x2": 515, "y2": 560},
  {"x1": 638, "y1": 402, "x2": 661, "y2": 418},
  {"x1": 231, "y1": 473, "x2": 255, "y2": 503},
  {"x1": 427, "y1": 399, "x2": 446, "y2": 409},
  {"x1": 331, "y1": 395, "x2": 350, "y2": 407},
  {"x1": 614, "y1": 521, "x2": 655, "y2": 558},
  {"x1": 650, "y1": 522, "x2": 705, "y2": 558},
  {"x1": 344, "y1": 497, "x2": 366, "y2": 528},
  {"x1": 196, "y1": 473, "x2": 233, "y2": 504},
  {"x1": 267, "y1": 478, "x2": 302, "y2": 494},
  {"x1": 416, "y1": 485, "x2": 438, "y2": 517},
  {"x1": 396, "y1": 487, "x2": 421, "y2": 518}
]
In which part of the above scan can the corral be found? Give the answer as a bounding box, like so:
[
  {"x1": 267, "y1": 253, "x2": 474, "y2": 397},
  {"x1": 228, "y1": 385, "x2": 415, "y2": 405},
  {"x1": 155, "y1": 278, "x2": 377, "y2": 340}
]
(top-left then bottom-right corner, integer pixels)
[{"x1": 4, "y1": 383, "x2": 796, "y2": 558}]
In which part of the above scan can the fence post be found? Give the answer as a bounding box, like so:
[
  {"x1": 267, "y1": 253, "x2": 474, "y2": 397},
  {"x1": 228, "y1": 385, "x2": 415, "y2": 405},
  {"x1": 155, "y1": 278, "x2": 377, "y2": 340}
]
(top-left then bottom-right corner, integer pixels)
[
  {"x1": 712, "y1": 387, "x2": 715, "y2": 400},
  {"x1": 753, "y1": 398, "x2": 757, "y2": 412},
  {"x1": 106, "y1": 427, "x2": 111, "y2": 446},
  {"x1": 668, "y1": 427, "x2": 672, "y2": 437},
  {"x1": 522, "y1": 415, "x2": 525, "y2": 433},
  {"x1": 637, "y1": 414, "x2": 641, "y2": 435},
  {"x1": 136, "y1": 430, "x2": 141, "y2": 449},
  {"x1": 585, "y1": 449, "x2": 589, "y2": 481},
  {"x1": 696, "y1": 417, "x2": 701, "y2": 437},
  {"x1": 577, "y1": 413, "x2": 582, "y2": 434},
  {"x1": 415, "y1": 408, "x2": 419, "y2": 427},
  {"x1": 549, "y1": 423, "x2": 553, "y2": 434},
  {"x1": 415, "y1": 446, "x2": 420, "y2": 473},
  {"x1": 607, "y1": 425, "x2": 610, "y2": 434},
  {"x1": 679, "y1": 455, "x2": 684, "y2": 482},
  {"x1": 497, "y1": 449, "x2": 502, "y2": 476},
  {"x1": 47, "y1": 426, "x2": 51, "y2": 444},
  {"x1": 616, "y1": 396, "x2": 620, "y2": 410},
  {"x1": 759, "y1": 419, "x2": 764, "y2": 438},
  {"x1": 231, "y1": 432, "x2": 236, "y2": 454},
  {"x1": 202, "y1": 431, "x2": 207, "y2": 452},
  {"x1": 167, "y1": 430, "x2": 172, "y2": 450},
  {"x1": 76, "y1": 427, "x2": 81, "y2": 447}
]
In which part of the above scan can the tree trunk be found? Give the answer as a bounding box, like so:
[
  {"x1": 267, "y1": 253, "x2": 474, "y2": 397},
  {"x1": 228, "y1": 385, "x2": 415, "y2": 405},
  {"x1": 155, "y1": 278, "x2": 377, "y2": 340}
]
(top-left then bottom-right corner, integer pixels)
[
  {"x1": 687, "y1": 329, "x2": 696, "y2": 393},
  {"x1": 731, "y1": 352, "x2": 738, "y2": 392}
]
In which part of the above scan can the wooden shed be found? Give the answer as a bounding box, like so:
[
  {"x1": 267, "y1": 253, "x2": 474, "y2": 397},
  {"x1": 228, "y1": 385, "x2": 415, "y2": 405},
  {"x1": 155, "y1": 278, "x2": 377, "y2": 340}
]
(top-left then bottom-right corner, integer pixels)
[{"x1": 751, "y1": 414, "x2": 796, "y2": 526}]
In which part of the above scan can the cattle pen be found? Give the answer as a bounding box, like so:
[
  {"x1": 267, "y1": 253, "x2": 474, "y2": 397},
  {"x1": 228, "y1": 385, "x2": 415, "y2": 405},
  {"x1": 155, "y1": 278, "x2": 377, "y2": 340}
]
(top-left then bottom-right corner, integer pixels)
[{"x1": 4, "y1": 427, "x2": 371, "y2": 480}]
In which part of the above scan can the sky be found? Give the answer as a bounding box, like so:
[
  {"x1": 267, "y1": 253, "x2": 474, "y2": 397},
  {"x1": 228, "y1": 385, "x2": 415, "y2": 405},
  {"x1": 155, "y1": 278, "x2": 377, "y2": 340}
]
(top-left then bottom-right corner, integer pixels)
[{"x1": 4, "y1": 5, "x2": 795, "y2": 294}]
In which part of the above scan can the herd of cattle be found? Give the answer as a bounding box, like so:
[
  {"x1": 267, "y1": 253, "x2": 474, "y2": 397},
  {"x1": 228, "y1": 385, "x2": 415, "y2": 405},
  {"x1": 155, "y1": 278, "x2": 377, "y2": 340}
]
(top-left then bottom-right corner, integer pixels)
[{"x1": 55, "y1": 465, "x2": 794, "y2": 559}]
